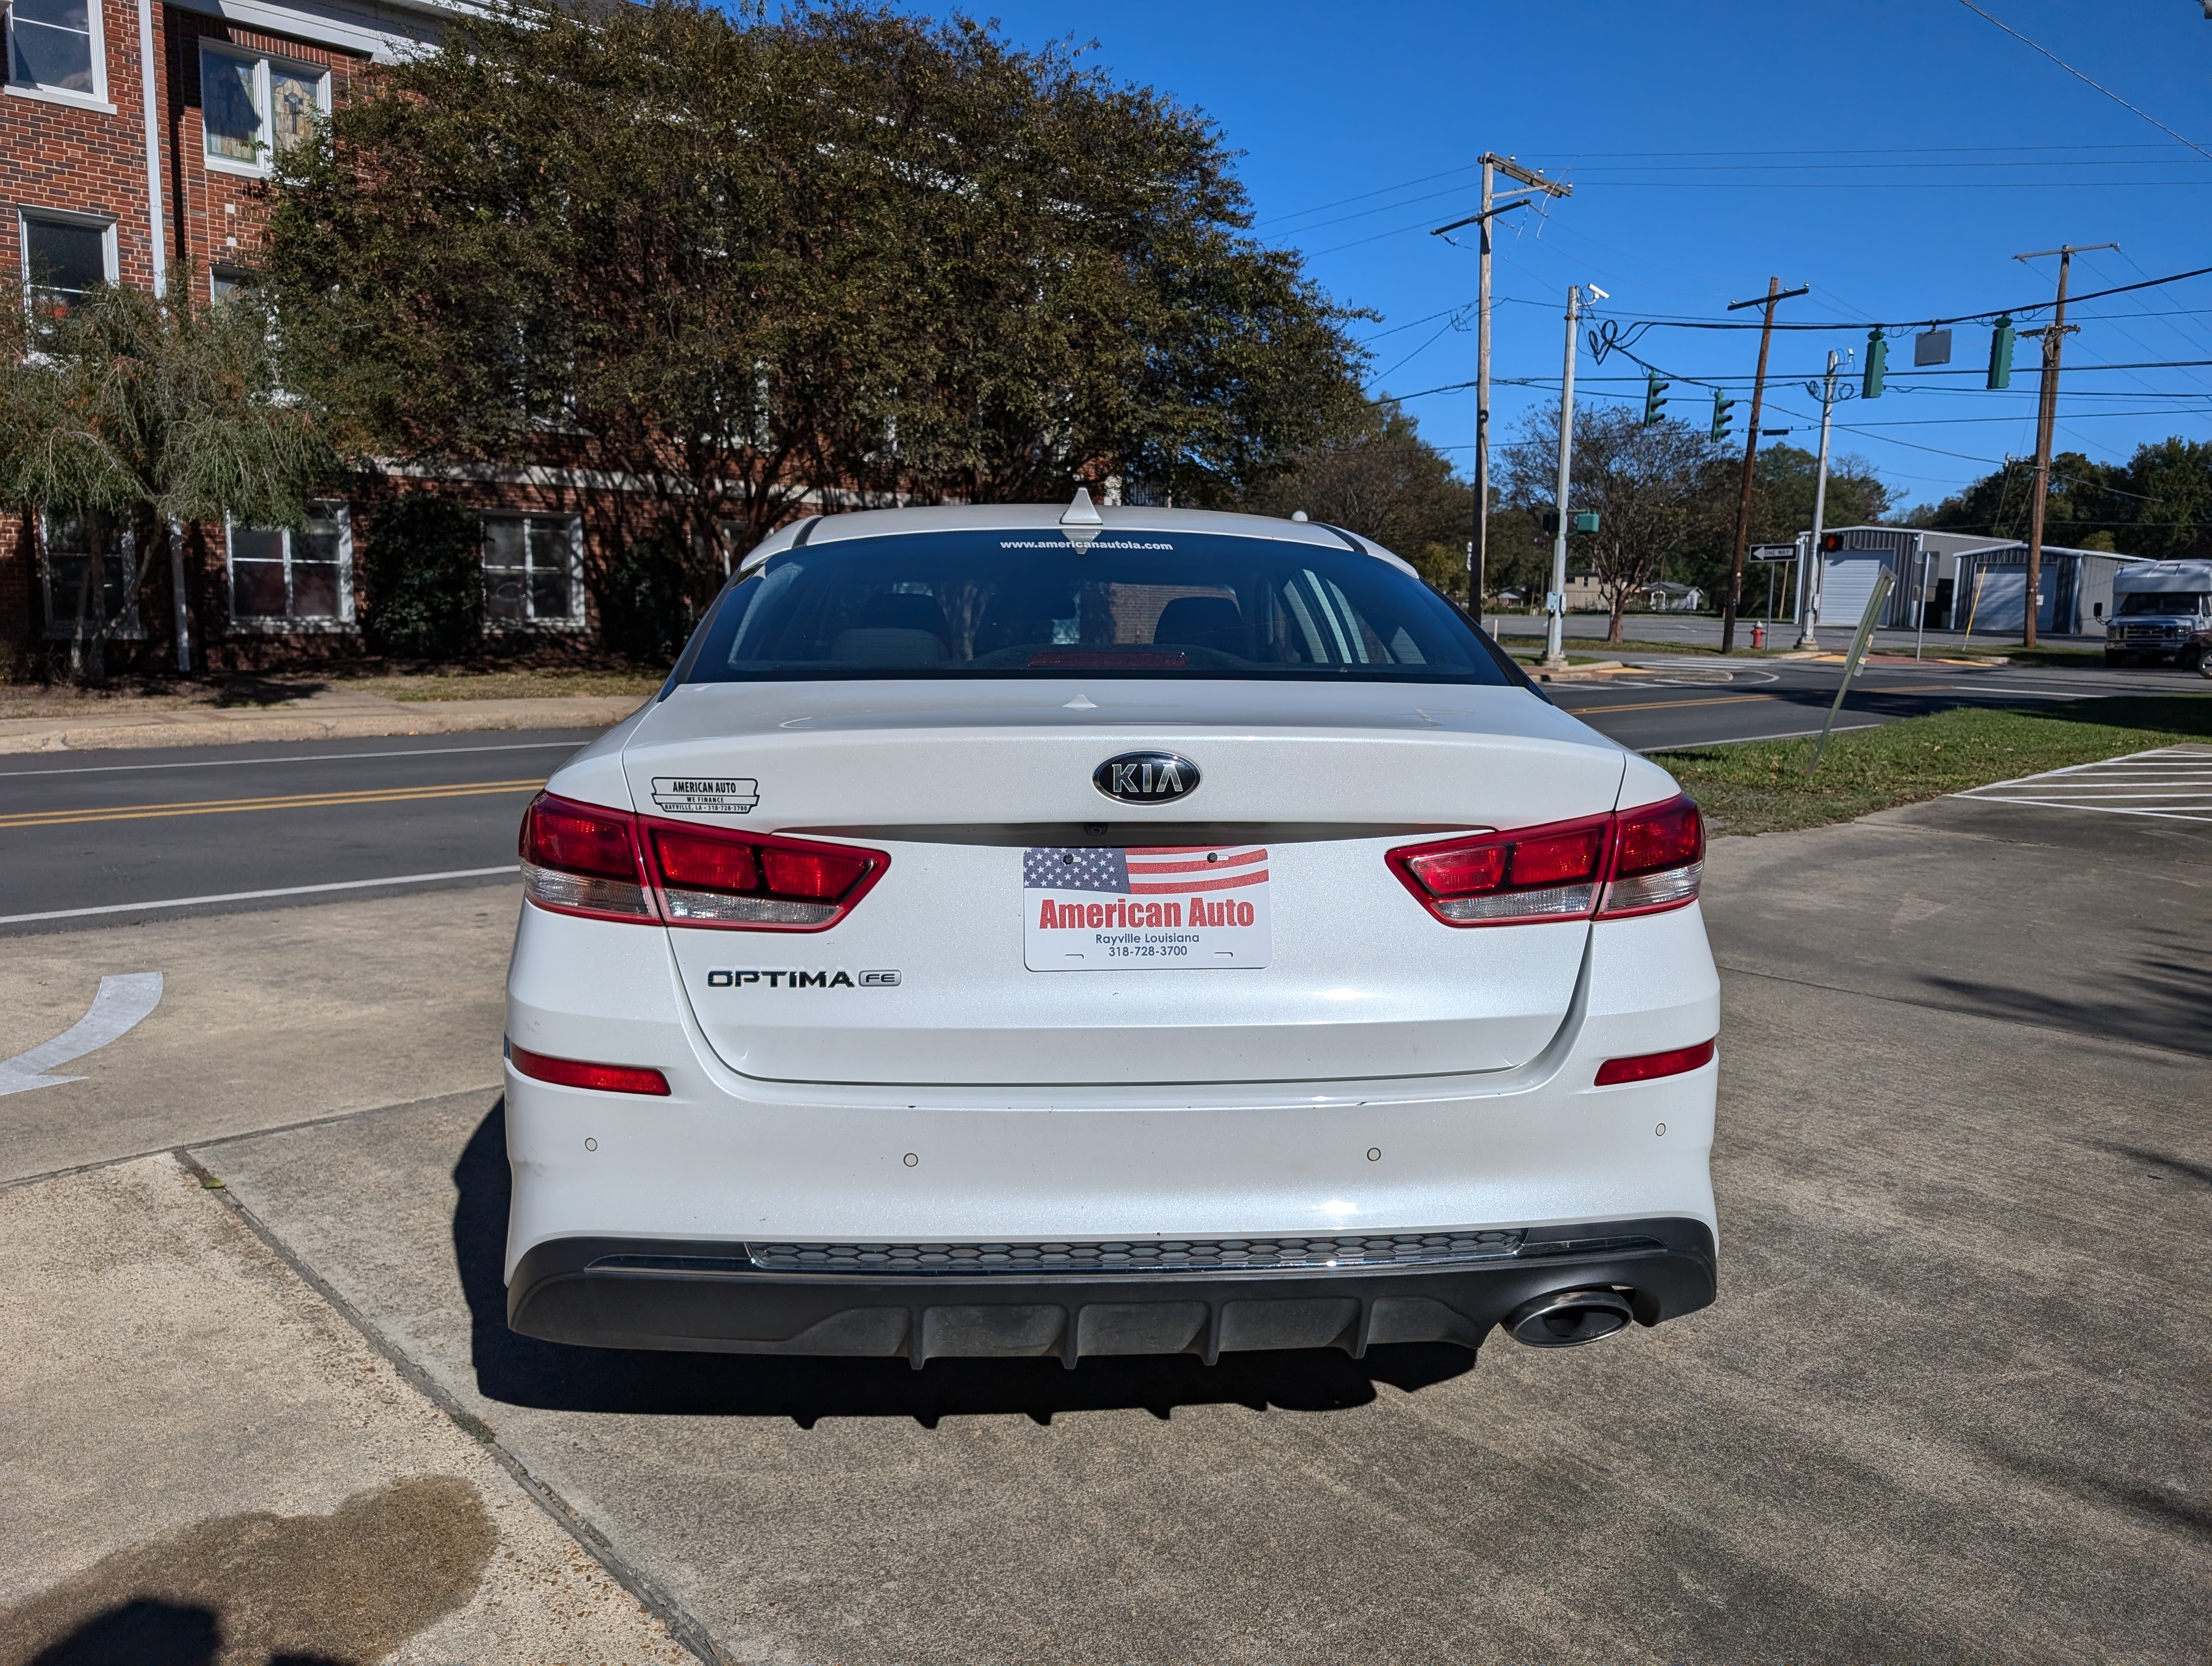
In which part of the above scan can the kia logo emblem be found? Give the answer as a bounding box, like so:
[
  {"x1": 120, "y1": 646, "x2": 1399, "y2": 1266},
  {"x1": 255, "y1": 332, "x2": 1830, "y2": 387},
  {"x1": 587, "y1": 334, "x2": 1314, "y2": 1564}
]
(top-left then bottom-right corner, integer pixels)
[{"x1": 1094, "y1": 751, "x2": 1200, "y2": 804}]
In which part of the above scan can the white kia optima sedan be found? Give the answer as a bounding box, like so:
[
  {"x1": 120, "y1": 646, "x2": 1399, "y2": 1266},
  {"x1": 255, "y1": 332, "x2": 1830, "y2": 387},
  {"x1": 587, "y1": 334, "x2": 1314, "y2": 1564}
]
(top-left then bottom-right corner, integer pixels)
[{"x1": 503, "y1": 498, "x2": 1719, "y2": 1365}]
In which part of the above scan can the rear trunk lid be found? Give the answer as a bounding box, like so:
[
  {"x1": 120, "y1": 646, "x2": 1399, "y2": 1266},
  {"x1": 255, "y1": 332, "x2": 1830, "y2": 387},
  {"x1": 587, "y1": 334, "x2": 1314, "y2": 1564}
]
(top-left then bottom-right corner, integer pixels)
[{"x1": 617, "y1": 680, "x2": 1625, "y2": 1086}]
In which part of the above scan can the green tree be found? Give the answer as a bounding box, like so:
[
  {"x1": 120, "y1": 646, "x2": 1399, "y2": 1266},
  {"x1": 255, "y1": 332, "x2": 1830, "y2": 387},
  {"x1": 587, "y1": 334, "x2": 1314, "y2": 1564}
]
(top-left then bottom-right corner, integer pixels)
[
  {"x1": 1245, "y1": 400, "x2": 1469, "y2": 592},
  {"x1": 1907, "y1": 440, "x2": 2212, "y2": 559},
  {"x1": 357, "y1": 489, "x2": 482, "y2": 659},
  {"x1": 262, "y1": 0, "x2": 1368, "y2": 632},
  {"x1": 0, "y1": 273, "x2": 330, "y2": 681},
  {"x1": 1500, "y1": 405, "x2": 1732, "y2": 642}
]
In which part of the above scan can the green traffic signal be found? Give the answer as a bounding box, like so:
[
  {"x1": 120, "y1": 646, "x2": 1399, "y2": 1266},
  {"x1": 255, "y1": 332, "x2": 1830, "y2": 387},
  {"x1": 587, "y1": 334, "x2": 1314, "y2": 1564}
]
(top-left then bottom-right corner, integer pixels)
[
  {"x1": 1709, "y1": 387, "x2": 1734, "y2": 441},
  {"x1": 1642, "y1": 372, "x2": 1670, "y2": 426},
  {"x1": 1986, "y1": 315, "x2": 2014, "y2": 390},
  {"x1": 1863, "y1": 328, "x2": 1887, "y2": 399}
]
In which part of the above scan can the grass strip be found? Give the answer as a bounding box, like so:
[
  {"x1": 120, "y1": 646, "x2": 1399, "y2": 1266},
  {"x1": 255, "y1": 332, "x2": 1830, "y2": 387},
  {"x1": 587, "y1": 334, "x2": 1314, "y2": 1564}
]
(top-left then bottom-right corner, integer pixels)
[{"x1": 1653, "y1": 695, "x2": 2212, "y2": 837}]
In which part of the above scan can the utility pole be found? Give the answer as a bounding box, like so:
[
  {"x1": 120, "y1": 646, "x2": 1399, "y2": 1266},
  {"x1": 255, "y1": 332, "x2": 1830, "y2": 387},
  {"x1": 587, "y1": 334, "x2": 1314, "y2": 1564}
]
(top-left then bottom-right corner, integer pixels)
[
  {"x1": 1433, "y1": 156, "x2": 1570, "y2": 627},
  {"x1": 1721, "y1": 277, "x2": 1808, "y2": 653},
  {"x1": 2014, "y1": 242, "x2": 2113, "y2": 648},
  {"x1": 1544, "y1": 283, "x2": 1585, "y2": 669},
  {"x1": 1797, "y1": 349, "x2": 1841, "y2": 650}
]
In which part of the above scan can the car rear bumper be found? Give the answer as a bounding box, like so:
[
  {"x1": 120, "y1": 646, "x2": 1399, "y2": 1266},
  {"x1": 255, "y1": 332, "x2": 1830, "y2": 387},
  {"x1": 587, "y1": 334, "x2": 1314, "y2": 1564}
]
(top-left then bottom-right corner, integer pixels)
[{"x1": 507, "y1": 1216, "x2": 1716, "y2": 1362}]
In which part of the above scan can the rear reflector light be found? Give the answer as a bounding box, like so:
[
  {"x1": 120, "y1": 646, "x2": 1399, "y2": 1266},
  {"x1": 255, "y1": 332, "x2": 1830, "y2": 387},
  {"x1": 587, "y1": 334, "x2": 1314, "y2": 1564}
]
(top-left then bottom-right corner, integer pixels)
[
  {"x1": 1387, "y1": 794, "x2": 1703, "y2": 927},
  {"x1": 509, "y1": 1042, "x2": 671, "y2": 1096},
  {"x1": 518, "y1": 792, "x2": 889, "y2": 931},
  {"x1": 1594, "y1": 1039, "x2": 1715, "y2": 1086},
  {"x1": 520, "y1": 793, "x2": 655, "y2": 921}
]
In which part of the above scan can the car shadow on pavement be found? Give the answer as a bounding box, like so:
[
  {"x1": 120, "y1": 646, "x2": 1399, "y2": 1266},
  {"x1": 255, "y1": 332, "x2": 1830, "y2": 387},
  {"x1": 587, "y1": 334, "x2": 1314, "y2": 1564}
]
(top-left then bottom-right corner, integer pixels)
[{"x1": 453, "y1": 1103, "x2": 1478, "y2": 1425}]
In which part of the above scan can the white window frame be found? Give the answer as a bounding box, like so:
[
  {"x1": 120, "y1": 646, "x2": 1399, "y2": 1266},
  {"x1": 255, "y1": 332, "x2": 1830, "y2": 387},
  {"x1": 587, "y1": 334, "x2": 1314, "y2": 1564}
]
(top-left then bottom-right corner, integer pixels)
[
  {"x1": 199, "y1": 41, "x2": 328, "y2": 178},
  {"x1": 4, "y1": 0, "x2": 112, "y2": 112},
  {"x1": 18, "y1": 206, "x2": 117, "y2": 323},
  {"x1": 223, "y1": 501, "x2": 355, "y2": 632},
  {"x1": 480, "y1": 512, "x2": 587, "y2": 631},
  {"x1": 38, "y1": 510, "x2": 143, "y2": 641}
]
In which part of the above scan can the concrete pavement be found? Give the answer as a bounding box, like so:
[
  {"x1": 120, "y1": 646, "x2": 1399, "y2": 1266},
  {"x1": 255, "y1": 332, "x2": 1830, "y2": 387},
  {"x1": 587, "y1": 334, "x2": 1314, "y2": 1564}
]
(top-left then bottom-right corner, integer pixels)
[{"x1": 3, "y1": 792, "x2": 2207, "y2": 1661}]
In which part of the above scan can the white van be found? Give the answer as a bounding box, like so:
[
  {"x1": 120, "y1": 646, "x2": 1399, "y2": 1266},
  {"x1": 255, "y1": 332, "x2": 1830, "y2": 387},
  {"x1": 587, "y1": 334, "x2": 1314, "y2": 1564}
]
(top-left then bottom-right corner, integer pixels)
[{"x1": 2108, "y1": 561, "x2": 2212, "y2": 671}]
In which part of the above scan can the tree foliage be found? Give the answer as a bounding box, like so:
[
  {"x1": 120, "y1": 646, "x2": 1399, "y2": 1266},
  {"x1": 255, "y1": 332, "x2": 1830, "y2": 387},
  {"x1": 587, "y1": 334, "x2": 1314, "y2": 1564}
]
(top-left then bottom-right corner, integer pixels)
[
  {"x1": 357, "y1": 489, "x2": 482, "y2": 659},
  {"x1": 262, "y1": 0, "x2": 1368, "y2": 626},
  {"x1": 1908, "y1": 439, "x2": 2212, "y2": 562},
  {"x1": 1499, "y1": 406, "x2": 1733, "y2": 641},
  {"x1": 1245, "y1": 400, "x2": 1469, "y2": 593},
  {"x1": 0, "y1": 274, "x2": 330, "y2": 678}
]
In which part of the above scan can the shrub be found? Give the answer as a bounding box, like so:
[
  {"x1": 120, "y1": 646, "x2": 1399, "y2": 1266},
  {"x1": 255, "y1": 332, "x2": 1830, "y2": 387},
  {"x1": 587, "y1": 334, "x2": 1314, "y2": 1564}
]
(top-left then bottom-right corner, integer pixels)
[
  {"x1": 361, "y1": 491, "x2": 482, "y2": 659},
  {"x1": 598, "y1": 537, "x2": 697, "y2": 665}
]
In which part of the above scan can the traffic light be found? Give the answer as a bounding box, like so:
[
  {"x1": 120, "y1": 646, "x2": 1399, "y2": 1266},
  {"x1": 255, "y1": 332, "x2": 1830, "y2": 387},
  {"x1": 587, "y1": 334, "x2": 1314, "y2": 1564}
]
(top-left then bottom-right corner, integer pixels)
[
  {"x1": 1863, "y1": 329, "x2": 1887, "y2": 399},
  {"x1": 1643, "y1": 372, "x2": 1670, "y2": 426},
  {"x1": 1986, "y1": 315, "x2": 2015, "y2": 390},
  {"x1": 1709, "y1": 387, "x2": 1734, "y2": 441}
]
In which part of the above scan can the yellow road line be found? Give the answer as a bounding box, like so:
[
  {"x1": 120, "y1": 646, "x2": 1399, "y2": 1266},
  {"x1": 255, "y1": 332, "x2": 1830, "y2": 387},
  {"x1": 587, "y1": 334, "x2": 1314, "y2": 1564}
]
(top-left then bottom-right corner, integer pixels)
[{"x1": 0, "y1": 778, "x2": 544, "y2": 831}]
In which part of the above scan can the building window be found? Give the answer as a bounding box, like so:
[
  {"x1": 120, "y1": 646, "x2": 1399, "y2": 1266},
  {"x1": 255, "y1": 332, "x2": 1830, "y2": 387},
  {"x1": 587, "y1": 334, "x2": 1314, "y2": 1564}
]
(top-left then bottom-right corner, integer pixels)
[
  {"x1": 210, "y1": 265, "x2": 249, "y2": 304},
  {"x1": 227, "y1": 502, "x2": 352, "y2": 629},
  {"x1": 41, "y1": 511, "x2": 142, "y2": 640},
  {"x1": 20, "y1": 210, "x2": 115, "y2": 316},
  {"x1": 200, "y1": 42, "x2": 326, "y2": 175},
  {"x1": 482, "y1": 514, "x2": 583, "y2": 626},
  {"x1": 6, "y1": 0, "x2": 103, "y2": 101}
]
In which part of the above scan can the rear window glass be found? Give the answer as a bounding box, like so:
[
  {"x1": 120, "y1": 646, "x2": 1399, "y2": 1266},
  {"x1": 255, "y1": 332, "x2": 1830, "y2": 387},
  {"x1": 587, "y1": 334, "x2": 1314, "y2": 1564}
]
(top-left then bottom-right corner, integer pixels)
[{"x1": 679, "y1": 528, "x2": 1512, "y2": 685}]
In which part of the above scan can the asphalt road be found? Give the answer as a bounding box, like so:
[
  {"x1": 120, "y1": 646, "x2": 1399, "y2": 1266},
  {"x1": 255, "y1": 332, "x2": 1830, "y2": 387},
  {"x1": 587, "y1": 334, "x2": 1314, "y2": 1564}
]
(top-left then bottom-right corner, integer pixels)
[
  {"x1": 0, "y1": 657, "x2": 2189, "y2": 932},
  {"x1": 5, "y1": 788, "x2": 2205, "y2": 1662}
]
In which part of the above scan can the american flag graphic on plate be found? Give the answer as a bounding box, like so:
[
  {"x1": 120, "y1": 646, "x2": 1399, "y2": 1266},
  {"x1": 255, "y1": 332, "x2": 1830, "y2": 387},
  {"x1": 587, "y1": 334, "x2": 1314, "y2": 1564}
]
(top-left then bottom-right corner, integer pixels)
[{"x1": 1024, "y1": 845, "x2": 1271, "y2": 971}]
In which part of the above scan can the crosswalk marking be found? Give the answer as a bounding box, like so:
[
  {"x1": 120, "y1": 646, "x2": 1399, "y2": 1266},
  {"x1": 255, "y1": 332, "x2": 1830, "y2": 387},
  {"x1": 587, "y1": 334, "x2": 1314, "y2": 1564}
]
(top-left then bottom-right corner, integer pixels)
[{"x1": 1954, "y1": 746, "x2": 2212, "y2": 822}]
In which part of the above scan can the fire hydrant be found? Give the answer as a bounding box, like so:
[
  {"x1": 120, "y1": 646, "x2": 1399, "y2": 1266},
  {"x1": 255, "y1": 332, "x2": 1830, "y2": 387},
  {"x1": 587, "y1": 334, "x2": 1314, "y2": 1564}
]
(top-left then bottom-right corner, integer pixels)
[{"x1": 1751, "y1": 623, "x2": 1766, "y2": 649}]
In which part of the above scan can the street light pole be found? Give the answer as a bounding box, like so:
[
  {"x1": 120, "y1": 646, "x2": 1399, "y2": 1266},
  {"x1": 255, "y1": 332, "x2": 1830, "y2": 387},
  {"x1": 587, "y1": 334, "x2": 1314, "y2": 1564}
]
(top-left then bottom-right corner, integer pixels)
[
  {"x1": 1545, "y1": 283, "x2": 1583, "y2": 670},
  {"x1": 1798, "y1": 349, "x2": 1840, "y2": 650}
]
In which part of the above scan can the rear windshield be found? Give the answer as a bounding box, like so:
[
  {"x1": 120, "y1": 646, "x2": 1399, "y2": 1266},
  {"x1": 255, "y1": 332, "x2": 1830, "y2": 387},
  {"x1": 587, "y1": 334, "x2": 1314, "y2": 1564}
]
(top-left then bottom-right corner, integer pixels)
[
  {"x1": 2116, "y1": 591, "x2": 2207, "y2": 616},
  {"x1": 678, "y1": 528, "x2": 1512, "y2": 685}
]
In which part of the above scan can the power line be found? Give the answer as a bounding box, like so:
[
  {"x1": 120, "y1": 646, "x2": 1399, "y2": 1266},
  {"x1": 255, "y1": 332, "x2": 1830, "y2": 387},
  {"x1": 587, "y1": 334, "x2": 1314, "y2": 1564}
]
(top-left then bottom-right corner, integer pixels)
[{"x1": 1954, "y1": 0, "x2": 2212, "y2": 163}]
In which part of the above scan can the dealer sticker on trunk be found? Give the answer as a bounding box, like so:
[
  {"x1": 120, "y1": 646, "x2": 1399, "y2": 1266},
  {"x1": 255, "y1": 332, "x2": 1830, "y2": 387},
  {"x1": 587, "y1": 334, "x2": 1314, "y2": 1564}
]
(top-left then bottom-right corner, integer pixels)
[
  {"x1": 651, "y1": 777, "x2": 759, "y2": 815},
  {"x1": 1024, "y1": 845, "x2": 1271, "y2": 971}
]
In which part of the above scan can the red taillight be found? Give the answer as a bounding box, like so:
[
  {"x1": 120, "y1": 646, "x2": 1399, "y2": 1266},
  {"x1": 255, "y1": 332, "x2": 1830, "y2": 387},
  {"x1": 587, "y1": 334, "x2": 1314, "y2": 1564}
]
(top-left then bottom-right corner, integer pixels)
[
  {"x1": 645, "y1": 820, "x2": 888, "y2": 931},
  {"x1": 1388, "y1": 814, "x2": 1611, "y2": 925},
  {"x1": 518, "y1": 793, "x2": 889, "y2": 932},
  {"x1": 520, "y1": 793, "x2": 655, "y2": 921},
  {"x1": 1603, "y1": 796, "x2": 1705, "y2": 918},
  {"x1": 1594, "y1": 1039, "x2": 1715, "y2": 1086},
  {"x1": 509, "y1": 1042, "x2": 671, "y2": 1096},
  {"x1": 1387, "y1": 794, "x2": 1703, "y2": 927}
]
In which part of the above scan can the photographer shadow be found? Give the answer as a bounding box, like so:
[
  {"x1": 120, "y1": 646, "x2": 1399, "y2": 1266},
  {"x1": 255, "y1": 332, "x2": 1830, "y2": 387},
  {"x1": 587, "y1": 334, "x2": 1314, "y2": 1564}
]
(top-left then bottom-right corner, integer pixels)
[{"x1": 452, "y1": 1102, "x2": 1478, "y2": 1426}]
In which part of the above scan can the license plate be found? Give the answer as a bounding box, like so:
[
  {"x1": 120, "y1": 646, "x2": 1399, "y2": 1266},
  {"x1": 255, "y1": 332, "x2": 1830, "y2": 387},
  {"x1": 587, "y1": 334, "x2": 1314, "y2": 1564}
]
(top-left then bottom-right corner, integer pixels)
[{"x1": 1023, "y1": 845, "x2": 1271, "y2": 971}]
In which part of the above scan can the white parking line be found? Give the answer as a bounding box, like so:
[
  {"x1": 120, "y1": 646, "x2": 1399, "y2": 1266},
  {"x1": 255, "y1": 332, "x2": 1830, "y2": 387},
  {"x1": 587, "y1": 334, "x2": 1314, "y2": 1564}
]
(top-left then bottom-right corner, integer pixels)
[
  {"x1": 0, "y1": 865, "x2": 519, "y2": 926},
  {"x1": 1954, "y1": 747, "x2": 2212, "y2": 822}
]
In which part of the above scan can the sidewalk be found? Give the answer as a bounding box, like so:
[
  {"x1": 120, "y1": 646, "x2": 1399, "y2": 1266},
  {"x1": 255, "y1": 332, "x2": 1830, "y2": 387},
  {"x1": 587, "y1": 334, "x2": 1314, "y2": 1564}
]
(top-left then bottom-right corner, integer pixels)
[{"x1": 0, "y1": 685, "x2": 650, "y2": 754}]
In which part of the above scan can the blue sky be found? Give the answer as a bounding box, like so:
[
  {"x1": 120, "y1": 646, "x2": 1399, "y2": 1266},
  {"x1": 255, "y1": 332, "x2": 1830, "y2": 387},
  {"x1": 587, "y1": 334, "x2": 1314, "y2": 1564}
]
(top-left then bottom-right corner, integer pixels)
[{"x1": 956, "y1": 0, "x2": 2212, "y2": 511}]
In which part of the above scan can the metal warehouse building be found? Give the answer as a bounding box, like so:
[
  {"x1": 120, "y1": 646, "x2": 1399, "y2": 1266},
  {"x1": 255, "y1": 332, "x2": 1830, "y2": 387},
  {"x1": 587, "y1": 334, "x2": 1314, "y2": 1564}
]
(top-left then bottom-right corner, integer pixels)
[{"x1": 1808, "y1": 526, "x2": 2145, "y2": 638}]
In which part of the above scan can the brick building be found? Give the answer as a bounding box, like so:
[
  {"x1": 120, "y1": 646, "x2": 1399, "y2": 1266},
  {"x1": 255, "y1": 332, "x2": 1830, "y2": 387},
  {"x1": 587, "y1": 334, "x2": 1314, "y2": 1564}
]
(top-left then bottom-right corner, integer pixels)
[{"x1": 3, "y1": 0, "x2": 628, "y2": 670}]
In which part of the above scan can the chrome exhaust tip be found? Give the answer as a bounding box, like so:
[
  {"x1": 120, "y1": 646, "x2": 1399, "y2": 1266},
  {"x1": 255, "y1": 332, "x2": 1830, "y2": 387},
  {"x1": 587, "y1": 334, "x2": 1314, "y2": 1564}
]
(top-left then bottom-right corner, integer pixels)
[{"x1": 1504, "y1": 1287, "x2": 1636, "y2": 1348}]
